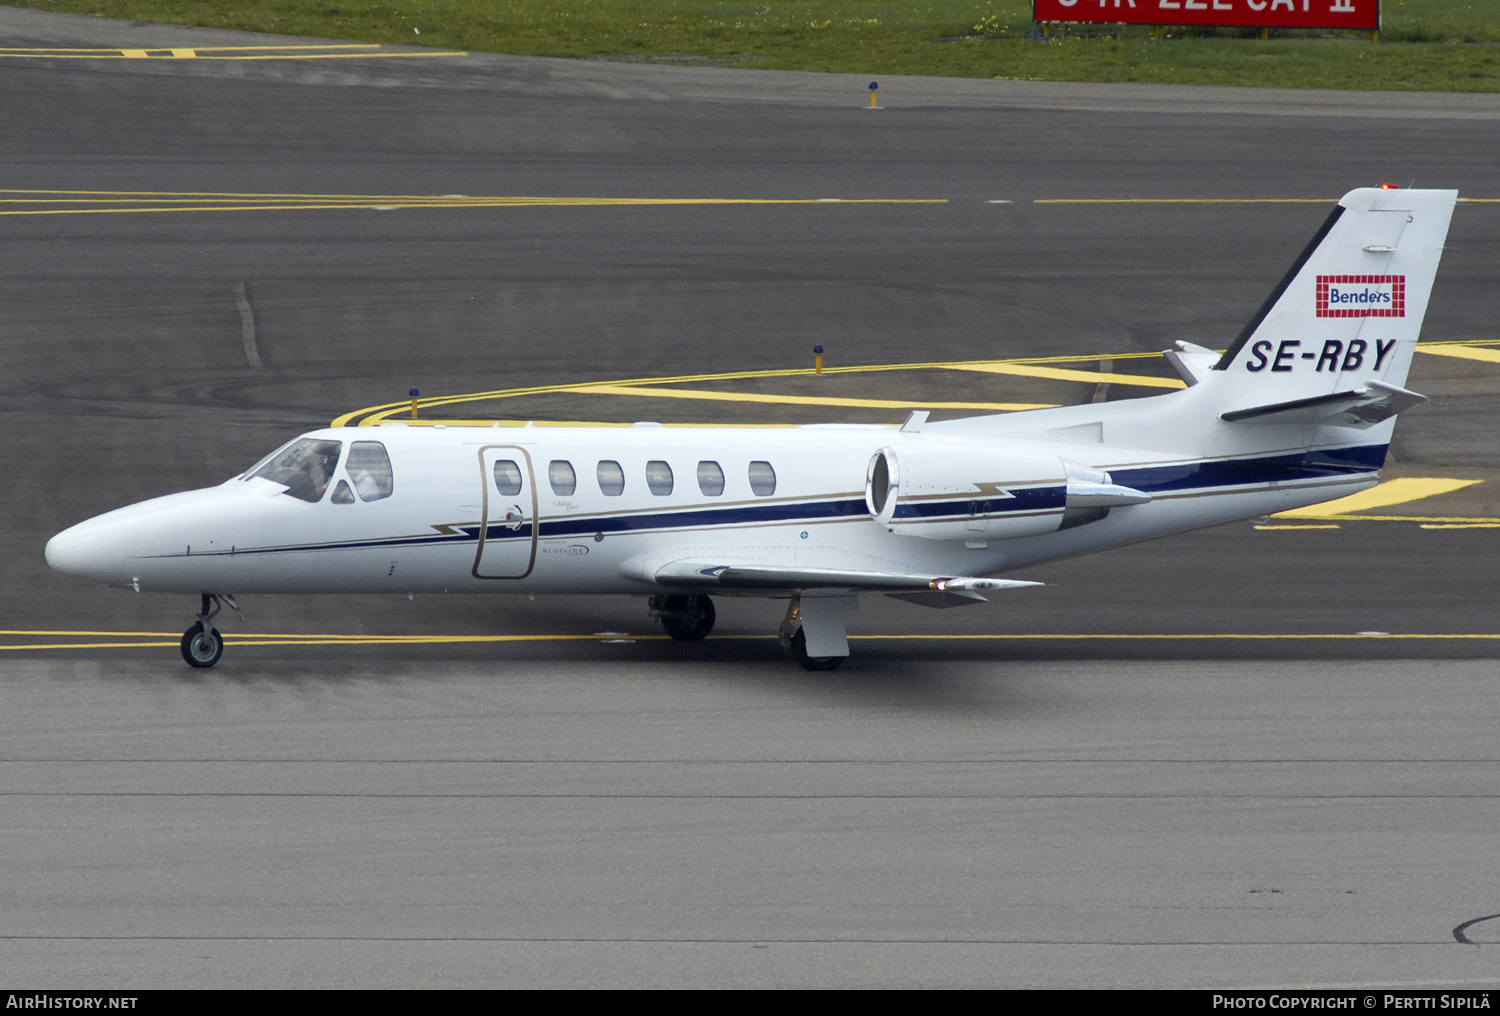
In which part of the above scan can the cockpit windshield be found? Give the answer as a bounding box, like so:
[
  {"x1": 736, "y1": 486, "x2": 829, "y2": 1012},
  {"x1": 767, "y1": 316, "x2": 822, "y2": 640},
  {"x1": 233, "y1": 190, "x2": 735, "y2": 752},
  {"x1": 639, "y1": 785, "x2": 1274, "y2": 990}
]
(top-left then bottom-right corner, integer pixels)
[{"x1": 251, "y1": 438, "x2": 343, "y2": 502}]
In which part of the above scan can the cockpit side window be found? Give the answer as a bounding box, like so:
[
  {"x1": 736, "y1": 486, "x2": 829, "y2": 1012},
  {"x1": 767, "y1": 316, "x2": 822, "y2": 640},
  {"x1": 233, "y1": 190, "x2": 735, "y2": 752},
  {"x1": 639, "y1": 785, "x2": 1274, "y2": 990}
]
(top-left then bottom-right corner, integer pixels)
[
  {"x1": 347, "y1": 441, "x2": 394, "y2": 502},
  {"x1": 251, "y1": 438, "x2": 342, "y2": 503}
]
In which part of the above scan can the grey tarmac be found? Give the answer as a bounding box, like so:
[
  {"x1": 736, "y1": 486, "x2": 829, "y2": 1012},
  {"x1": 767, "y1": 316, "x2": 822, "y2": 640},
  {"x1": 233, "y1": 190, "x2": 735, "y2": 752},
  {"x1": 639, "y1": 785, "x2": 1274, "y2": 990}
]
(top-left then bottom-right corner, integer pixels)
[{"x1": 2, "y1": 6, "x2": 1499, "y2": 989}]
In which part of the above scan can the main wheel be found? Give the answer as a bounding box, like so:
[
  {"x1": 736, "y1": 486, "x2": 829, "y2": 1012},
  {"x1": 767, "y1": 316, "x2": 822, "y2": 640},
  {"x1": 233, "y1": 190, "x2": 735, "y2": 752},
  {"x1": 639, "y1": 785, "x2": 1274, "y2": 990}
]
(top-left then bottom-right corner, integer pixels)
[
  {"x1": 790, "y1": 628, "x2": 844, "y2": 672},
  {"x1": 180, "y1": 624, "x2": 224, "y2": 668},
  {"x1": 657, "y1": 594, "x2": 716, "y2": 641}
]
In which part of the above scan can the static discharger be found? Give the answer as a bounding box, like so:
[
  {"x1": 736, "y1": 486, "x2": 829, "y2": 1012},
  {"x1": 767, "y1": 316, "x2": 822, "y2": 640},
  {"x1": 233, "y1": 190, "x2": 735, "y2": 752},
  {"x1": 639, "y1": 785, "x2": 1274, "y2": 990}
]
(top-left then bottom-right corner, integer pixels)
[
  {"x1": 868, "y1": 82, "x2": 879, "y2": 109},
  {"x1": 409, "y1": 387, "x2": 420, "y2": 420},
  {"x1": 814, "y1": 345, "x2": 824, "y2": 375}
]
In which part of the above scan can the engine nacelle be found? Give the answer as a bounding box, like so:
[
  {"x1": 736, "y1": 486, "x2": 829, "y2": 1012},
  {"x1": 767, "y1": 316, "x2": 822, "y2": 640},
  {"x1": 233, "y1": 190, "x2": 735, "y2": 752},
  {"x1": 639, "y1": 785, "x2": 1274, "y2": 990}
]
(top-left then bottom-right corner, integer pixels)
[{"x1": 864, "y1": 443, "x2": 1150, "y2": 542}]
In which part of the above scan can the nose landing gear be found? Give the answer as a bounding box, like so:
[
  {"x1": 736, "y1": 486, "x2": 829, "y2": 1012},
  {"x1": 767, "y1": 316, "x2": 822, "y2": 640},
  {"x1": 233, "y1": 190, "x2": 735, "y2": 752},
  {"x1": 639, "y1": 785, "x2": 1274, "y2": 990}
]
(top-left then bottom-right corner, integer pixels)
[
  {"x1": 180, "y1": 593, "x2": 241, "y2": 668},
  {"x1": 649, "y1": 593, "x2": 716, "y2": 641}
]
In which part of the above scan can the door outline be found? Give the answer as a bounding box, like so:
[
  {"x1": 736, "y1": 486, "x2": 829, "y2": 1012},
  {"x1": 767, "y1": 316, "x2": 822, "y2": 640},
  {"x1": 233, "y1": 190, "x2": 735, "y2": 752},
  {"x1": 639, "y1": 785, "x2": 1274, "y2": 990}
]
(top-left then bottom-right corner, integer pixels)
[{"x1": 473, "y1": 444, "x2": 539, "y2": 579}]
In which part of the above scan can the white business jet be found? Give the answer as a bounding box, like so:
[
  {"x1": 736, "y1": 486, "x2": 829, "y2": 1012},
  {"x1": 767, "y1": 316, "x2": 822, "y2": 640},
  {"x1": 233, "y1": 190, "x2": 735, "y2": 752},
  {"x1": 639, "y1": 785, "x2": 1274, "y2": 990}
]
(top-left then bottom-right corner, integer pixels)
[{"x1": 46, "y1": 186, "x2": 1455, "y2": 670}]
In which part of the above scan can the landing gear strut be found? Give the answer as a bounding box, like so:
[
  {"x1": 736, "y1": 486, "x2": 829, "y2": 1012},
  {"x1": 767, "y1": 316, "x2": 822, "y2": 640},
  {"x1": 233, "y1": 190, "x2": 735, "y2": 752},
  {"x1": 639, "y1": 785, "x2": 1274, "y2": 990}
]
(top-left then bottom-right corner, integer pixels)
[
  {"x1": 650, "y1": 594, "x2": 716, "y2": 641},
  {"x1": 180, "y1": 593, "x2": 239, "y2": 668}
]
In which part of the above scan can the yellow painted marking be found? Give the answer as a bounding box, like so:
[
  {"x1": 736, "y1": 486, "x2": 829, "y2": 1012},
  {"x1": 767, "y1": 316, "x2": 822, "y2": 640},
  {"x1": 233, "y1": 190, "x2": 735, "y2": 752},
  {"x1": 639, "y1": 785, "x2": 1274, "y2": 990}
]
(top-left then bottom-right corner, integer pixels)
[
  {"x1": 1420, "y1": 523, "x2": 1500, "y2": 529},
  {"x1": 1416, "y1": 343, "x2": 1500, "y2": 364},
  {"x1": 1275, "y1": 477, "x2": 1481, "y2": 519},
  {"x1": 165, "y1": 52, "x2": 467, "y2": 61},
  {"x1": 9, "y1": 632, "x2": 1500, "y2": 651},
  {"x1": 1316, "y1": 515, "x2": 1500, "y2": 523},
  {"x1": 0, "y1": 190, "x2": 945, "y2": 218},
  {"x1": 949, "y1": 362, "x2": 1185, "y2": 389},
  {"x1": 0, "y1": 44, "x2": 382, "y2": 52},
  {"x1": 568, "y1": 384, "x2": 1053, "y2": 413},
  {"x1": 0, "y1": 188, "x2": 922, "y2": 200},
  {"x1": 332, "y1": 338, "x2": 1500, "y2": 438},
  {"x1": 0, "y1": 643, "x2": 181, "y2": 650},
  {"x1": 1255, "y1": 524, "x2": 1340, "y2": 530},
  {"x1": 0, "y1": 630, "x2": 181, "y2": 637},
  {"x1": 340, "y1": 354, "x2": 1167, "y2": 427},
  {"x1": 0, "y1": 45, "x2": 465, "y2": 60}
]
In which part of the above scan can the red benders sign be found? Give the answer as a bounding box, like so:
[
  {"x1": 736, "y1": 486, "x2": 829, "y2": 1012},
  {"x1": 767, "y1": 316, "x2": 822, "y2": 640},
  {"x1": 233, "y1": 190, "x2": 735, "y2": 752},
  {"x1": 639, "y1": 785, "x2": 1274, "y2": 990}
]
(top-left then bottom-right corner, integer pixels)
[
  {"x1": 1316, "y1": 275, "x2": 1405, "y2": 318},
  {"x1": 1033, "y1": 1, "x2": 1380, "y2": 31}
]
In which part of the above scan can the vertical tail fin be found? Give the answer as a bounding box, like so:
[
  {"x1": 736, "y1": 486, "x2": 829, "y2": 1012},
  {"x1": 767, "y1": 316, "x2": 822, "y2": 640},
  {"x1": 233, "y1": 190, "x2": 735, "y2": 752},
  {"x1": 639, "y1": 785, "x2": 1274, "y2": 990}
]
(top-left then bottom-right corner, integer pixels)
[{"x1": 1212, "y1": 187, "x2": 1457, "y2": 412}]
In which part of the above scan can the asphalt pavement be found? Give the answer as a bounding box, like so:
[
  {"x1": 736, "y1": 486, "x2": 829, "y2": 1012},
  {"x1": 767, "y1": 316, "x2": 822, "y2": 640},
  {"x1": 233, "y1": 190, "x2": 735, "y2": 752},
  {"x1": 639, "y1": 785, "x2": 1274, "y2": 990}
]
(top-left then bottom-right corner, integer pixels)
[{"x1": 2, "y1": 6, "x2": 1498, "y2": 988}]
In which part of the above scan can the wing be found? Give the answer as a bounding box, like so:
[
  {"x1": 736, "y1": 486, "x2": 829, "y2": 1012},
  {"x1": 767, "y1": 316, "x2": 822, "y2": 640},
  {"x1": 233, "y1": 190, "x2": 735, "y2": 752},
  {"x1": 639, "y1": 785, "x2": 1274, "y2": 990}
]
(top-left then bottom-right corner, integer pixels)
[{"x1": 622, "y1": 558, "x2": 1040, "y2": 607}]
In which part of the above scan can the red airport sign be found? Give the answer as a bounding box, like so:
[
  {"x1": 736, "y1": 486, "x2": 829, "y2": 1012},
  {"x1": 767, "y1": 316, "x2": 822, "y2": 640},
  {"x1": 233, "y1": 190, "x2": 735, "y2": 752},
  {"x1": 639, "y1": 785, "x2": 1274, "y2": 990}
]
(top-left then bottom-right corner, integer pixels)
[{"x1": 1033, "y1": 0, "x2": 1380, "y2": 31}]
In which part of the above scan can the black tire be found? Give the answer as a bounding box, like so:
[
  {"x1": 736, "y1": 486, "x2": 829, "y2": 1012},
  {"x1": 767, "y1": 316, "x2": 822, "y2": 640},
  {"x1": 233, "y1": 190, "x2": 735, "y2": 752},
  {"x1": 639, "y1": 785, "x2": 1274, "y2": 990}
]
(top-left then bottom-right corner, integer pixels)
[
  {"x1": 658, "y1": 594, "x2": 716, "y2": 641},
  {"x1": 180, "y1": 624, "x2": 224, "y2": 668},
  {"x1": 790, "y1": 628, "x2": 844, "y2": 672}
]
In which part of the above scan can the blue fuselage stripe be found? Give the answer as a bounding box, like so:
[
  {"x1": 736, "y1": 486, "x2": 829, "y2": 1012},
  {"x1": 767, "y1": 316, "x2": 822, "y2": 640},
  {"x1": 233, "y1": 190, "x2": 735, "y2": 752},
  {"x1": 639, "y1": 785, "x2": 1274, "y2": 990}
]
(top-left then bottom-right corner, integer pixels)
[{"x1": 205, "y1": 444, "x2": 1386, "y2": 556}]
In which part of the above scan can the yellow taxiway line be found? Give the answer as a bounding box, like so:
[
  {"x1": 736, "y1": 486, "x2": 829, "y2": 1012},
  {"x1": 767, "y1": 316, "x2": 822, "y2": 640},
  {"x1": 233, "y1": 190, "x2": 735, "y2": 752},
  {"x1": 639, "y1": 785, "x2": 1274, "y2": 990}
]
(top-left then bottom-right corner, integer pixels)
[
  {"x1": 568, "y1": 384, "x2": 1052, "y2": 413},
  {"x1": 0, "y1": 189, "x2": 947, "y2": 218},
  {"x1": 339, "y1": 340, "x2": 1500, "y2": 432},
  {"x1": 342, "y1": 354, "x2": 1183, "y2": 426},
  {"x1": 949, "y1": 362, "x2": 1184, "y2": 389},
  {"x1": 0, "y1": 45, "x2": 465, "y2": 60},
  {"x1": 1414, "y1": 344, "x2": 1500, "y2": 364},
  {"x1": 1274, "y1": 478, "x2": 1483, "y2": 519},
  {"x1": 6, "y1": 631, "x2": 1500, "y2": 652}
]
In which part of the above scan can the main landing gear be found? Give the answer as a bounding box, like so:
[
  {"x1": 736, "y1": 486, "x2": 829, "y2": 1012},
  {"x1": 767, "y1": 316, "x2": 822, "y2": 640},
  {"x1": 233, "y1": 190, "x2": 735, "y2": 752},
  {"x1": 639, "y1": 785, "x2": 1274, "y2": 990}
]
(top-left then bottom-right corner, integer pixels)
[
  {"x1": 649, "y1": 592, "x2": 856, "y2": 671},
  {"x1": 650, "y1": 593, "x2": 716, "y2": 641},
  {"x1": 779, "y1": 593, "x2": 855, "y2": 672},
  {"x1": 180, "y1": 593, "x2": 240, "y2": 669}
]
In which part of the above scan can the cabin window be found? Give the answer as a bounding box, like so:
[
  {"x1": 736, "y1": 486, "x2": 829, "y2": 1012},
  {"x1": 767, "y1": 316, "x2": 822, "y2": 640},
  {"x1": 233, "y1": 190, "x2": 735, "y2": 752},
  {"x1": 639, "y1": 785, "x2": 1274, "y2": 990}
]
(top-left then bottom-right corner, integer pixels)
[
  {"x1": 330, "y1": 480, "x2": 355, "y2": 505},
  {"x1": 252, "y1": 438, "x2": 342, "y2": 503},
  {"x1": 597, "y1": 460, "x2": 625, "y2": 496},
  {"x1": 549, "y1": 460, "x2": 577, "y2": 496},
  {"x1": 749, "y1": 460, "x2": 776, "y2": 496},
  {"x1": 697, "y1": 460, "x2": 725, "y2": 496},
  {"x1": 347, "y1": 441, "x2": 394, "y2": 502},
  {"x1": 645, "y1": 460, "x2": 674, "y2": 496},
  {"x1": 494, "y1": 459, "x2": 523, "y2": 497}
]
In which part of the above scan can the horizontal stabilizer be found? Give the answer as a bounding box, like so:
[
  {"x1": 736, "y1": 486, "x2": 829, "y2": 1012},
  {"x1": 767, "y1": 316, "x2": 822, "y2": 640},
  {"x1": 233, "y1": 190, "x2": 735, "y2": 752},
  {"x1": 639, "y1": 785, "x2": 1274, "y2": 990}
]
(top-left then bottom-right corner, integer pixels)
[
  {"x1": 1163, "y1": 341, "x2": 1220, "y2": 388},
  {"x1": 628, "y1": 559, "x2": 1041, "y2": 594},
  {"x1": 1220, "y1": 380, "x2": 1426, "y2": 428}
]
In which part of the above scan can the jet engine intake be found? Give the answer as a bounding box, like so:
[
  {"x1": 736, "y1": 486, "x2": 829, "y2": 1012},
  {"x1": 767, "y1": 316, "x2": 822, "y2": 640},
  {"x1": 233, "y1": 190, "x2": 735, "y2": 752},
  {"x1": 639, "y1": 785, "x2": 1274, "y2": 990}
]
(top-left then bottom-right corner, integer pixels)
[{"x1": 865, "y1": 445, "x2": 1150, "y2": 541}]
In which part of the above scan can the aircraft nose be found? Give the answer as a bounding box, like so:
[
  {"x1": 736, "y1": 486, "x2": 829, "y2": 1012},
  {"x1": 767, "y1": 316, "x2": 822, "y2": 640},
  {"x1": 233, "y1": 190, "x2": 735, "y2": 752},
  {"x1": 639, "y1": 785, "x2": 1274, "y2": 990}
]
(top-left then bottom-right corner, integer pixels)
[{"x1": 45, "y1": 518, "x2": 127, "y2": 585}]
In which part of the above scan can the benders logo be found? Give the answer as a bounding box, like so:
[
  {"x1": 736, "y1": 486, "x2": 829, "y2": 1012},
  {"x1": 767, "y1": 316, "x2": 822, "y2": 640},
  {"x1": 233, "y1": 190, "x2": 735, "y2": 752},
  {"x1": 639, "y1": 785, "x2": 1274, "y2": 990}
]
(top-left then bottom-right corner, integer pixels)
[{"x1": 1316, "y1": 275, "x2": 1405, "y2": 318}]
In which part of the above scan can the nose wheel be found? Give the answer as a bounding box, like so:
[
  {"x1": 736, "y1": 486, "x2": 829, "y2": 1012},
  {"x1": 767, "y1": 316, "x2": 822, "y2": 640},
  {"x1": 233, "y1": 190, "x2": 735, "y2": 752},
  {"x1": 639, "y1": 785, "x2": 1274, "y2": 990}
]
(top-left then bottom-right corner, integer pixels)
[
  {"x1": 179, "y1": 593, "x2": 240, "y2": 668},
  {"x1": 180, "y1": 624, "x2": 223, "y2": 668}
]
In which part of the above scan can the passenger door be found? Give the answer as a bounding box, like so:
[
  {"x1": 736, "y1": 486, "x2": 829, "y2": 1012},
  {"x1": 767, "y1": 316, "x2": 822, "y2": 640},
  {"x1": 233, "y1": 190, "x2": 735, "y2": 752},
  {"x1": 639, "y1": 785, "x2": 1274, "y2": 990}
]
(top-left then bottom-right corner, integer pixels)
[{"x1": 473, "y1": 445, "x2": 538, "y2": 579}]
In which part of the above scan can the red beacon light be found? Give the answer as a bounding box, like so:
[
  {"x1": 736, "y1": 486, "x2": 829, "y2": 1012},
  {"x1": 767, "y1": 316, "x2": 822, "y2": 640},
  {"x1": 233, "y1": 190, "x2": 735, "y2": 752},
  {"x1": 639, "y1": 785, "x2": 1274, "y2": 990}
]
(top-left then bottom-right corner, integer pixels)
[{"x1": 1379, "y1": 183, "x2": 1401, "y2": 189}]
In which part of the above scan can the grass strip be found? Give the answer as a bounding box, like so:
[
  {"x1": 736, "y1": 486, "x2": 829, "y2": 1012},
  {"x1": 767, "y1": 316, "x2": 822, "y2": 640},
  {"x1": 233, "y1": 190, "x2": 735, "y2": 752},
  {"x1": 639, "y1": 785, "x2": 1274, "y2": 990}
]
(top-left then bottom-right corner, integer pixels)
[{"x1": 6, "y1": 1, "x2": 1500, "y2": 91}]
